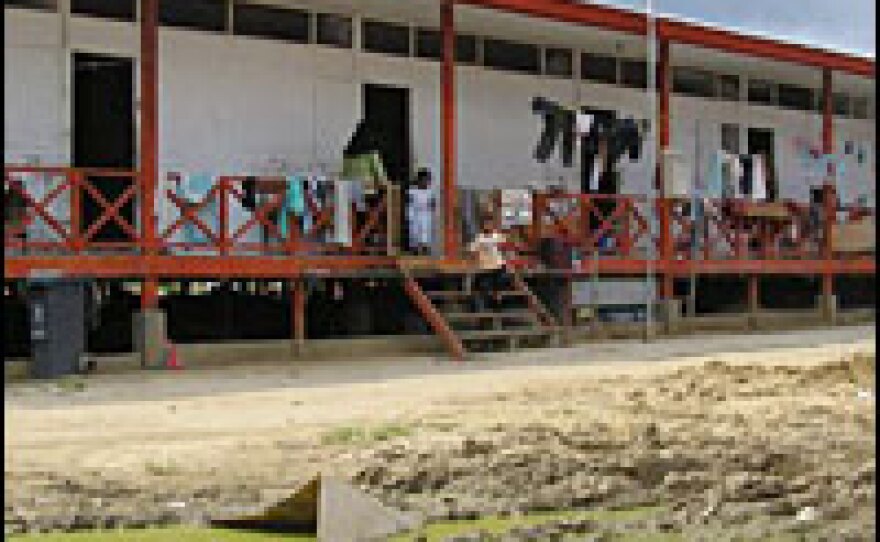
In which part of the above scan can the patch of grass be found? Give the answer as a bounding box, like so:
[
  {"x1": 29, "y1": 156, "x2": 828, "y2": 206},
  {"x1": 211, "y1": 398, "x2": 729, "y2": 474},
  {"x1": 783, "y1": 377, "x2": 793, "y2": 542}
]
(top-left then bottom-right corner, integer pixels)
[
  {"x1": 9, "y1": 527, "x2": 315, "y2": 541},
  {"x1": 423, "y1": 421, "x2": 459, "y2": 433},
  {"x1": 10, "y1": 508, "x2": 694, "y2": 542},
  {"x1": 143, "y1": 460, "x2": 182, "y2": 477},
  {"x1": 320, "y1": 423, "x2": 413, "y2": 446},
  {"x1": 390, "y1": 507, "x2": 665, "y2": 542},
  {"x1": 320, "y1": 426, "x2": 368, "y2": 446},
  {"x1": 53, "y1": 376, "x2": 87, "y2": 393},
  {"x1": 371, "y1": 424, "x2": 412, "y2": 442}
]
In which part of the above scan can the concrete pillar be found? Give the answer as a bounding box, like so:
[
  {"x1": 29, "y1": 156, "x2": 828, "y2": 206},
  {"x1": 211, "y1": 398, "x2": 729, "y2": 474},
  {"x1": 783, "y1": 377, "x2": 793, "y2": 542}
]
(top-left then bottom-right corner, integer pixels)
[
  {"x1": 821, "y1": 293, "x2": 838, "y2": 325},
  {"x1": 656, "y1": 298, "x2": 682, "y2": 335},
  {"x1": 133, "y1": 308, "x2": 167, "y2": 368}
]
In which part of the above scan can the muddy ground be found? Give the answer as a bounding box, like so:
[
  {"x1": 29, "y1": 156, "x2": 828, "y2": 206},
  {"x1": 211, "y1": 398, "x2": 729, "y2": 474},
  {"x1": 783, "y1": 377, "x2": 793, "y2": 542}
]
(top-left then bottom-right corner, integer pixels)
[{"x1": 4, "y1": 326, "x2": 876, "y2": 539}]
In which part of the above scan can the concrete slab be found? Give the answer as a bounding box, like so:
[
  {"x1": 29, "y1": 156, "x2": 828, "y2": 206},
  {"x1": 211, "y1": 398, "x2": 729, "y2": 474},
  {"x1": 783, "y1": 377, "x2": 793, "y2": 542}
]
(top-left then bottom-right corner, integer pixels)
[
  {"x1": 211, "y1": 475, "x2": 423, "y2": 541},
  {"x1": 319, "y1": 477, "x2": 423, "y2": 541}
]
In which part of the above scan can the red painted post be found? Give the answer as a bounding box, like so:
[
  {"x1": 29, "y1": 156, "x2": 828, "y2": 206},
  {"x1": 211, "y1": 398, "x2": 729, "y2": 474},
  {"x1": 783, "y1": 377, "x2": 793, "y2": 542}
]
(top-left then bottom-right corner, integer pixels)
[
  {"x1": 292, "y1": 279, "x2": 306, "y2": 355},
  {"x1": 69, "y1": 170, "x2": 82, "y2": 253},
  {"x1": 747, "y1": 274, "x2": 759, "y2": 313},
  {"x1": 821, "y1": 68, "x2": 835, "y2": 302},
  {"x1": 219, "y1": 177, "x2": 229, "y2": 257},
  {"x1": 441, "y1": 0, "x2": 459, "y2": 261},
  {"x1": 140, "y1": 0, "x2": 159, "y2": 309},
  {"x1": 656, "y1": 38, "x2": 674, "y2": 300},
  {"x1": 530, "y1": 191, "x2": 543, "y2": 251}
]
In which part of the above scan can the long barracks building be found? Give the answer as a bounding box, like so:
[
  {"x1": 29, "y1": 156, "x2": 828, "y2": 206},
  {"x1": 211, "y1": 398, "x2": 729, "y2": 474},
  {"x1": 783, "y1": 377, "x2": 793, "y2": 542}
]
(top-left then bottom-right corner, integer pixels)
[{"x1": 4, "y1": 0, "x2": 876, "y2": 362}]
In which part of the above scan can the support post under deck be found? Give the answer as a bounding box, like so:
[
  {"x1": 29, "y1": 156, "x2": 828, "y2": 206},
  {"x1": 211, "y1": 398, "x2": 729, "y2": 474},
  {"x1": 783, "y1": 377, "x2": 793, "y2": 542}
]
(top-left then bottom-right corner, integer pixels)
[
  {"x1": 820, "y1": 69, "x2": 836, "y2": 323},
  {"x1": 292, "y1": 279, "x2": 307, "y2": 355}
]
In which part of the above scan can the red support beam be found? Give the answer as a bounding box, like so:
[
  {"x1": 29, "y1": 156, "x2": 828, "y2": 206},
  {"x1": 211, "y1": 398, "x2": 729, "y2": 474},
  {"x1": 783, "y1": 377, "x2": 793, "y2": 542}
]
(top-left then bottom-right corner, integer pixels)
[
  {"x1": 747, "y1": 274, "x2": 760, "y2": 313},
  {"x1": 292, "y1": 279, "x2": 306, "y2": 354},
  {"x1": 456, "y1": 0, "x2": 647, "y2": 35},
  {"x1": 441, "y1": 0, "x2": 459, "y2": 260},
  {"x1": 821, "y1": 68, "x2": 836, "y2": 299},
  {"x1": 658, "y1": 21, "x2": 875, "y2": 78},
  {"x1": 657, "y1": 38, "x2": 674, "y2": 300},
  {"x1": 4, "y1": 255, "x2": 394, "y2": 279},
  {"x1": 456, "y1": 1, "x2": 874, "y2": 78},
  {"x1": 140, "y1": 0, "x2": 159, "y2": 309},
  {"x1": 822, "y1": 69, "x2": 834, "y2": 157}
]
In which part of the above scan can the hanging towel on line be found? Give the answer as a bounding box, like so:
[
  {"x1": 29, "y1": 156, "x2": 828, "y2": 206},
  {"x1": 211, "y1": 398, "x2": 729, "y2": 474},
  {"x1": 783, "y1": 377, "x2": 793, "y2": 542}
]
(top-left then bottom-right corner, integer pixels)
[
  {"x1": 335, "y1": 180, "x2": 353, "y2": 246},
  {"x1": 751, "y1": 155, "x2": 767, "y2": 202},
  {"x1": 175, "y1": 173, "x2": 217, "y2": 246},
  {"x1": 278, "y1": 175, "x2": 306, "y2": 239}
]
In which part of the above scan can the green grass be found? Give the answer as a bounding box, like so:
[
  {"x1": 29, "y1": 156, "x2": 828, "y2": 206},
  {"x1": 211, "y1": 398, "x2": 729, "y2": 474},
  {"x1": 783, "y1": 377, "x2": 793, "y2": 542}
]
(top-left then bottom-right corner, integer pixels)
[
  {"x1": 319, "y1": 423, "x2": 413, "y2": 445},
  {"x1": 390, "y1": 507, "x2": 666, "y2": 542},
  {"x1": 52, "y1": 376, "x2": 87, "y2": 393},
  {"x1": 9, "y1": 508, "x2": 664, "y2": 542},
  {"x1": 10, "y1": 527, "x2": 315, "y2": 541}
]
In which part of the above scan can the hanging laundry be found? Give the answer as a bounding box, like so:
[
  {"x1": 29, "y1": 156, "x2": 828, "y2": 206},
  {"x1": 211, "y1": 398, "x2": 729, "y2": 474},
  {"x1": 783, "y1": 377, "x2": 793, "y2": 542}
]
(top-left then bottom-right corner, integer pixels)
[
  {"x1": 180, "y1": 172, "x2": 214, "y2": 203},
  {"x1": 278, "y1": 175, "x2": 306, "y2": 239},
  {"x1": 176, "y1": 173, "x2": 217, "y2": 246},
  {"x1": 589, "y1": 159, "x2": 603, "y2": 192},
  {"x1": 350, "y1": 180, "x2": 367, "y2": 212},
  {"x1": 751, "y1": 155, "x2": 767, "y2": 202},
  {"x1": 706, "y1": 151, "x2": 725, "y2": 199},
  {"x1": 334, "y1": 179, "x2": 353, "y2": 246},
  {"x1": 575, "y1": 113, "x2": 594, "y2": 136},
  {"x1": 610, "y1": 117, "x2": 642, "y2": 162},
  {"x1": 533, "y1": 97, "x2": 576, "y2": 167},
  {"x1": 738, "y1": 155, "x2": 753, "y2": 197},
  {"x1": 242, "y1": 176, "x2": 257, "y2": 210}
]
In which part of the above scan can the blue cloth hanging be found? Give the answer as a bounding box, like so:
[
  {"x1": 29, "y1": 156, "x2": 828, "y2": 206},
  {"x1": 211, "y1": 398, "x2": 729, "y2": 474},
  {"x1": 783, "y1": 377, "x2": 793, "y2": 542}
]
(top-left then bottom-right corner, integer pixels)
[
  {"x1": 176, "y1": 173, "x2": 217, "y2": 245},
  {"x1": 706, "y1": 152, "x2": 724, "y2": 199},
  {"x1": 279, "y1": 175, "x2": 305, "y2": 238}
]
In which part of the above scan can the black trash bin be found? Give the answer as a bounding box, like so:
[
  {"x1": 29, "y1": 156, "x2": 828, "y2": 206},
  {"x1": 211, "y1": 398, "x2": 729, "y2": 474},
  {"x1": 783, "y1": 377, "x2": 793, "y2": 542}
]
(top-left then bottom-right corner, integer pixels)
[{"x1": 27, "y1": 278, "x2": 87, "y2": 379}]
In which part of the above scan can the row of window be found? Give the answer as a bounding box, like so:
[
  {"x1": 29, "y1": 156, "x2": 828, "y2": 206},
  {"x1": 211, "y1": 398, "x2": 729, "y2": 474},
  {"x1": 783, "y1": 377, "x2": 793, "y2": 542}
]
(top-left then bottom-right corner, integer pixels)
[{"x1": 8, "y1": 0, "x2": 873, "y2": 119}]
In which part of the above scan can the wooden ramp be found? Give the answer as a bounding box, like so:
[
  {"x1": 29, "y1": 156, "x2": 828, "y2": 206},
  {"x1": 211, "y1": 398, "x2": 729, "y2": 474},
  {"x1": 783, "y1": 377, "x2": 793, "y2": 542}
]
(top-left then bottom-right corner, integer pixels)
[{"x1": 399, "y1": 263, "x2": 560, "y2": 361}]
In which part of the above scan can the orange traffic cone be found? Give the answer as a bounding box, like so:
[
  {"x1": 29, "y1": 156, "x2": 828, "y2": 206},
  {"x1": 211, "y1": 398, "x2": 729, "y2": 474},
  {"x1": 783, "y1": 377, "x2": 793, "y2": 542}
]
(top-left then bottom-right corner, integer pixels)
[{"x1": 165, "y1": 342, "x2": 182, "y2": 370}]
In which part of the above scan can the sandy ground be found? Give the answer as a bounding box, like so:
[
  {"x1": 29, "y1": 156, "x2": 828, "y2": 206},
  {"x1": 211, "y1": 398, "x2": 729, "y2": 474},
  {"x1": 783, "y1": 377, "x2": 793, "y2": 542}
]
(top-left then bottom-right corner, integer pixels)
[{"x1": 4, "y1": 325, "x2": 876, "y2": 536}]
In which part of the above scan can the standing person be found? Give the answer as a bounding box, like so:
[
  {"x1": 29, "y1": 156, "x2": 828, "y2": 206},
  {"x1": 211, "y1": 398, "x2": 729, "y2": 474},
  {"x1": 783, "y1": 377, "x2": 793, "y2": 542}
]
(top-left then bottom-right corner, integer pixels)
[
  {"x1": 407, "y1": 169, "x2": 436, "y2": 255},
  {"x1": 468, "y1": 218, "x2": 508, "y2": 311}
]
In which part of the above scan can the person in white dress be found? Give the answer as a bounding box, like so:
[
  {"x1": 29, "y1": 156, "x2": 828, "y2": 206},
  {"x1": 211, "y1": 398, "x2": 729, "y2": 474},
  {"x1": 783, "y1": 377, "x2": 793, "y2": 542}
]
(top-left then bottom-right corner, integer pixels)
[{"x1": 407, "y1": 169, "x2": 436, "y2": 255}]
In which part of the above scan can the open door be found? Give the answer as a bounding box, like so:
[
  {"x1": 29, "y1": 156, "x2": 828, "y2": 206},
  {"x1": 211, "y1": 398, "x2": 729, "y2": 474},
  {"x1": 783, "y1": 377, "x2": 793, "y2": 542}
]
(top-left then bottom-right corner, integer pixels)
[
  {"x1": 362, "y1": 84, "x2": 412, "y2": 184},
  {"x1": 72, "y1": 52, "x2": 136, "y2": 243}
]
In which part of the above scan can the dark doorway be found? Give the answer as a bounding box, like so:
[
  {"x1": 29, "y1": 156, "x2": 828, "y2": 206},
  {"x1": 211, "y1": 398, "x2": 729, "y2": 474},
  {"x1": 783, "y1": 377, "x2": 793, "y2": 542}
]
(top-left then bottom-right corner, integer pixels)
[
  {"x1": 747, "y1": 127, "x2": 777, "y2": 201},
  {"x1": 72, "y1": 52, "x2": 136, "y2": 242},
  {"x1": 362, "y1": 84, "x2": 411, "y2": 184}
]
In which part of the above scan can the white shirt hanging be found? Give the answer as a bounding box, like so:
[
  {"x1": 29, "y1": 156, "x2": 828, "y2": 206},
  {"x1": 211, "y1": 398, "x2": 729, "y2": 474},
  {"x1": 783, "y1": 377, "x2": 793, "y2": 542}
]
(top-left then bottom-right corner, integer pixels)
[
  {"x1": 751, "y1": 155, "x2": 767, "y2": 202},
  {"x1": 576, "y1": 113, "x2": 594, "y2": 136},
  {"x1": 589, "y1": 160, "x2": 603, "y2": 192}
]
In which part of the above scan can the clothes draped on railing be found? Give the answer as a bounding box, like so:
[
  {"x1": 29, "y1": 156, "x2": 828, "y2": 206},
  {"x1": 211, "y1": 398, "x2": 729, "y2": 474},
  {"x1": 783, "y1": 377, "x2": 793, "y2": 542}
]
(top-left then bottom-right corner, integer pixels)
[{"x1": 175, "y1": 172, "x2": 217, "y2": 247}]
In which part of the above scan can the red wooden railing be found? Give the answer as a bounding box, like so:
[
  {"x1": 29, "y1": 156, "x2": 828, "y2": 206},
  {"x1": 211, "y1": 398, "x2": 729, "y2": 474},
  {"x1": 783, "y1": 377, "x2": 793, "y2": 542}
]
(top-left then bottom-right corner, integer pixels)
[
  {"x1": 4, "y1": 166, "x2": 875, "y2": 278},
  {"x1": 5, "y1": 167, "x2": 393, "y2": 258}
]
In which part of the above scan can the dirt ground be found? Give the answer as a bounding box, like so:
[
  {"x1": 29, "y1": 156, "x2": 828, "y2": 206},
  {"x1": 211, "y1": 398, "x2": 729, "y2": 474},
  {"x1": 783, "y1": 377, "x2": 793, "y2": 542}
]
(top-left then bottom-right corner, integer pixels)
[{"x1": 5, "y1": 325, "x2": 876, "y2": 539}]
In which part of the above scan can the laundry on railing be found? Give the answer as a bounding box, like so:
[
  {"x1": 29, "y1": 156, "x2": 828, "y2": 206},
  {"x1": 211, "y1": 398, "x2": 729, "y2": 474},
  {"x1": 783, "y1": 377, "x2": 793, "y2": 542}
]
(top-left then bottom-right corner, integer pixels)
[
  {"x1": 173, "y1": 172, "x2": 218, "y2": 247},
  {"x1": 278, "y1": 174, "x2": 306, "y2": 239},
  {"x1": 334, "y1": 179, "x2": 353, "y2": 246}
]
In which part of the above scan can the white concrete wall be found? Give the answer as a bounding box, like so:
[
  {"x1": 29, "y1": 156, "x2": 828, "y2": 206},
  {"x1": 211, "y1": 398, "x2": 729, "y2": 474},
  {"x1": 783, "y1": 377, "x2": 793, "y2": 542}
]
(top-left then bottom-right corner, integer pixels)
[{"x1": 5, "y1": 7, "x2": 876, "y2": 207}]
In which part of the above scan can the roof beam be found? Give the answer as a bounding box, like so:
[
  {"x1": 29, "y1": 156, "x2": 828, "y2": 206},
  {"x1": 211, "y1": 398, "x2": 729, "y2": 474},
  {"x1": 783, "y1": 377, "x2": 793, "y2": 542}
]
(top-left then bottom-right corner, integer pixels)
[
  {"x1": 455, "y1": 0, "x2": 647, "y2": 35},
  {"x1": 659, "y1": 20, "x2": 875, "y2": 78},
  {"x1": 456, "y1": 0, "x2": 875, "y2": 78}
]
